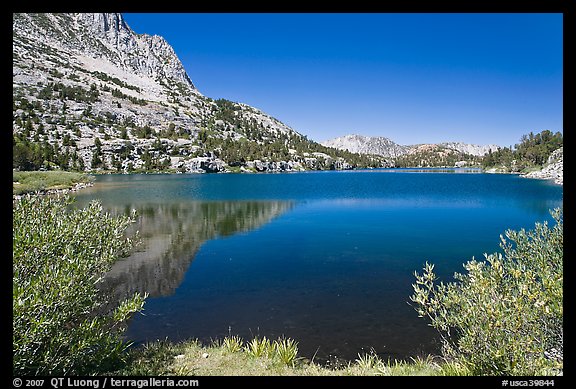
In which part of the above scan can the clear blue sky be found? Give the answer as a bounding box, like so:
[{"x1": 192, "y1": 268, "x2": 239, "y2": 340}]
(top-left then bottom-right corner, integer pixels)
[{"x1": 123, "y1": 13, "x2": 563, "y2": 147}]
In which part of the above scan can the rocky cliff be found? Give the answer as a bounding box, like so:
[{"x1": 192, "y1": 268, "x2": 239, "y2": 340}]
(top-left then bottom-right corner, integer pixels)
[{"x1": 13, "y1": 13, "x2": 195, "y2": 95}]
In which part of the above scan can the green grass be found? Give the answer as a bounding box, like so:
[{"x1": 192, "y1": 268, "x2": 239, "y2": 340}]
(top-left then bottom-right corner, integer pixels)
[
  {"x1": 111, "y1": 337, "x2": 472, "y2": 376},
  {"x1": 13, "y1": 170, "x2": 94, "y2": 195},
  {"x1": 520, "y1": 165, "x2": 544, "y2": 174}
]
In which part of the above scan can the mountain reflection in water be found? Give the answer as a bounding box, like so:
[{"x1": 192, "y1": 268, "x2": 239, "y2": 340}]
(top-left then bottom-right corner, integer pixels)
[{"x1": 94, "y1": 201, "x2": 292, "y2": 303}]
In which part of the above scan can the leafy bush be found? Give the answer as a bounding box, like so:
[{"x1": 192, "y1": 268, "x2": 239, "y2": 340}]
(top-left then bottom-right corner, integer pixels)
[
  {"x1": 13, "y1": 195, "x2": 146, "y2": 375},
  {"x1": 411, "y1": 209, "x2": 563, "y2": 375}
]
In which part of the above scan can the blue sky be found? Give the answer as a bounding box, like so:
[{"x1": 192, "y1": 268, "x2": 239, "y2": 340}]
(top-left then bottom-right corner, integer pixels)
[{"x1": 123, "y1": 13, "x2": 562, "y2": 147}]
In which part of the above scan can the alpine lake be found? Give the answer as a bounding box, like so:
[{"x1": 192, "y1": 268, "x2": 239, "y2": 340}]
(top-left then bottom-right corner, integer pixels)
[{"x1": 72, "y1": 168, "x2": 563, "y2": 363}]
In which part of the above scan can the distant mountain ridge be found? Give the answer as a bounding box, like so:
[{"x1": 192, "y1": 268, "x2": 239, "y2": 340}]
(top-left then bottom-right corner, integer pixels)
[
  {"x1": 436, "y1": 142, "x2": 499, "y2": 157},
  {"x1": 322, "y1": 134, "x2": 499, "y2": 158},
  {"x1": 321, "y1": 134, "x2": 408, "y2": 158}
]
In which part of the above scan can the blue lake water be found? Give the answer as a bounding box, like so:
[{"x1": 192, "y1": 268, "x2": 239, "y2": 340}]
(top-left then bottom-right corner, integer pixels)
[{"x1": 72, "y1": 169, "x2": 563, "y2": 362}]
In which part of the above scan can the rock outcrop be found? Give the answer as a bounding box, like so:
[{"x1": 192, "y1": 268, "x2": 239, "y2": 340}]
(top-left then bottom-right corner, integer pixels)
[{"x1": 523, "y1": 147, "x2": 563, "y2": 185}]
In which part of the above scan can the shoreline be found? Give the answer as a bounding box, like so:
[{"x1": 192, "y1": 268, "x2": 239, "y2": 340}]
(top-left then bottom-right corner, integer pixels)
[
  {"x1": 520, "y1": 173, "x2": 563, "y2": 186},
  {"x1": 484, "y1": 169, "x2": 563, "y2": 186},
  {"x1": 520, "y1": 167, "x2": 563, "y2": 186},
  {"x1": 520, "y1": 147, "x2": 563, "y2": 186},
  {"x1": 12, "y1": 180, "x2": 94, "y2": 201},
  {"x1": 12, "y1": 165, "x2": 562, "y2": 203}
]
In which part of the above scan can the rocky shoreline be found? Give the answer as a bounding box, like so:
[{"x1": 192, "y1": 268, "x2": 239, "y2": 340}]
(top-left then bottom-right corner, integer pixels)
[
  {"x1": 522, "y1": 147, "x2": 563, "y2": 185},
  {"x1": 14, "y1": 146, "x2": 562, "y2": 203},
  {"x1": 13, "y1": 181, "x2": 94, "y2": 201}
]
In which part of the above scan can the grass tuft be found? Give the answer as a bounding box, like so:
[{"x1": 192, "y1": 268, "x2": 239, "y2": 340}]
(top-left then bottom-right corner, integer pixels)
[
  {"x1": 273, "y1": 337, "x2": 299, "y2": 367},
  {"x1": 243, "y1": 336, "x2": 273, "y2": 358},
  {"x1": 356, "y1": 351, "x2": 380, "y2": 371},
  {"x1": 222, "y1": 336, "x2": 243, "y2": 353}
]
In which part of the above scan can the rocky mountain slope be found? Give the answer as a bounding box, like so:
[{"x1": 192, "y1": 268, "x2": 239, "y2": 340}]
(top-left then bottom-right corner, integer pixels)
[
  {"x1": 13, "y1": 13, "x2": 388, "y2": 174},
  {"x1": 14, "y1": 13, "x2": 195, "y2": 92}
]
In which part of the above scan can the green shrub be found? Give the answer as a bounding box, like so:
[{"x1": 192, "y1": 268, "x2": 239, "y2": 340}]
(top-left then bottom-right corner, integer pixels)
[
  {"x1": 410, "y1": 209, "x2": 563, "y2": 375},
  {"x1": 13, "y1": 195, "x2": 146, "y2": 375}
]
